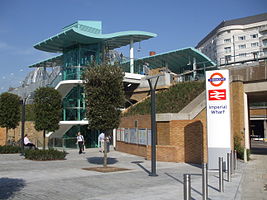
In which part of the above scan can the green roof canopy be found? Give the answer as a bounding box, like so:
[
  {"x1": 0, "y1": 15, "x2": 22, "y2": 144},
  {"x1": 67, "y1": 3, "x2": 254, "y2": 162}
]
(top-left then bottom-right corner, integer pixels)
[
  {"x1": 34, "y1": 21, "x2": 157, "y2": 53},
  {"x1": 28, "y1": 55, "x2": 63, "y2": 68},
  {"x1": 128, "y1": 47, "x2": 216, "y2": 74}
]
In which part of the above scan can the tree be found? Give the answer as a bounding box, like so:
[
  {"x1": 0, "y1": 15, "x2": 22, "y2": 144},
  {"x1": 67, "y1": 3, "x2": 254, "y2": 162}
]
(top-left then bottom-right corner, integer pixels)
[
  {"x1": 83, "y1": 62, "x2": 125, "y2": 166},
  {"x1": 0, "y1": 92, "x2": 20, "y2": 145},
  {"x1": 33, "y1": 87, "x2": 62, "y2": 149}
]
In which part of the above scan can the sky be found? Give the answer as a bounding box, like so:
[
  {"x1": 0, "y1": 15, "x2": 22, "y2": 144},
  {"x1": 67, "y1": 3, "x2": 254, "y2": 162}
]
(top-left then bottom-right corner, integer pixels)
[{"x1": 0, "y1": 0, "x2": 266, "y2": 92}]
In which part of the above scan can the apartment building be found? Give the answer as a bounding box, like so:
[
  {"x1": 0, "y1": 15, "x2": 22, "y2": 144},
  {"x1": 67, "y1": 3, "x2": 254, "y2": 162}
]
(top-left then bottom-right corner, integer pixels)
[{"x1": 196, "y1": 13, "x2": 267, "y2": 65}]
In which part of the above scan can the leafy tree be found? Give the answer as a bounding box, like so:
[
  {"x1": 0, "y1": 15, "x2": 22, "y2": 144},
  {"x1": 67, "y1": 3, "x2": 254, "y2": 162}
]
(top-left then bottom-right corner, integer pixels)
[
  {"x1": 25, "y1": 104, "x2": 35, "y2": 121},
  {"x1": 83, "y1": 62, "x2": 125, "y2": 166},
  {"x1": 83, "y1": 63, "x2": 125, "y2": 130},
  {"x1": 0, "y1": 92, "x2": 20, "y2": 145},
  {"x1": 33, "y1": 87, "x2": 62, "y2": 149}
]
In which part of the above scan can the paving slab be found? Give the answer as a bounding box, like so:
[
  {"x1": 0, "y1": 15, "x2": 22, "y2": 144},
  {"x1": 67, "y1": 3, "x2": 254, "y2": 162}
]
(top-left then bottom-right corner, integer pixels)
[{"x1": 0, "y1": 148, "x2": 247, "y2": 200}]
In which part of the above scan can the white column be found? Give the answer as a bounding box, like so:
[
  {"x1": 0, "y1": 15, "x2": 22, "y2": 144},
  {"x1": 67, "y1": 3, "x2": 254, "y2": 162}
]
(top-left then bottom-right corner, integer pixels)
[
  {"x1": 243, "y1": 93, "x2": 250, "y2": 149},
  {"x1": 264, "y1": 120, "x2": 267, "y2": 142},
  {"x1": 113, "y1": 129, "x2": 116, "y2": 148},
  {"x1": 193, "y1": 57, "x2": 197, "y2": 79},
  {"x1": 130, "y1": 38, "x2": 134, "y2": 73}
]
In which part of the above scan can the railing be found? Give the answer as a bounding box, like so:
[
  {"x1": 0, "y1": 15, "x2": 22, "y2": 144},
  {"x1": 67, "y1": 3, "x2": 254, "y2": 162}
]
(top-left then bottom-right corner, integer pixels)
[
  {"x1": 219, "y1": 51, "x2": 267, "y2": 66},
  {"x1": 116, "y1": 128, "x2": 152, "y2": 145},
  {"x1": 47, "y1": 73, "x2": 62, "y2": 88}
]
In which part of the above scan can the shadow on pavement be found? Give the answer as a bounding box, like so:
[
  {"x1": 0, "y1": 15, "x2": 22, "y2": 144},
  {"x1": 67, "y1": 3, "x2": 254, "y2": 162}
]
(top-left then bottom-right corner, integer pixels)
[
  {"x1": 165, "y1": 173, "x2": 212, "y2": 200},
  {"x1": 131, "y1": 161, "x2": 150, "y2": 175},
  {"x1": 250, "y1": 141, "x2": 267, "y2": 155},
  {"x1": 0, "y1": 178, "x2": 26, "y2": 199},
  {"x1": 87, "y1": 157, "x2": 118, "y2": 165}
]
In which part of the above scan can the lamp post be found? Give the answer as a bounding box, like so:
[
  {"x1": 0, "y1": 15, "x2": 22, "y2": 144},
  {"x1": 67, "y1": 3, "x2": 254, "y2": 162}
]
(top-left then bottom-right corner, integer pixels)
[
  {"x1": 20, "y1": 98, "x2": 26, "y2": 156},
  {"x1": 20, "y1": 94, "x2": 31, "y2": 155},
  {"x1": 146, "y1": 74, "x2": 163, "y2": 177}
]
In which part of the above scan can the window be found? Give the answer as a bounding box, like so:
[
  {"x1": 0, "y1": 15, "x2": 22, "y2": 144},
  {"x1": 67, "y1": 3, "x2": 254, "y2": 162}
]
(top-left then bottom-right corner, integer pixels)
[
  {"x1": 224, "y1": 38, "x2": 231, "y2": 43},
  {"x1": 238, "y1": 44, "x2": 246, "y2": 49},
  {"x1": 238, "y1": 36, "x2": 246, "y2": 40},
  {"x1": 239, "y1": 53, "x2": 246, "y2": 57},
  {"x1": 250, "y1": 34, "x2": 258, "y2": 39},
  {"x1": 251, "y1": 42, "x2": 259, "y2": 47},
  {"x1": 224, "y1": 47, "x2": 231, "y2": 53},
  {"x1": 225, "y1": 55, "x2": 231, "y2": 62},
  {"x1": 252, "y1": 51, "x2": 259, "y2": 58}
]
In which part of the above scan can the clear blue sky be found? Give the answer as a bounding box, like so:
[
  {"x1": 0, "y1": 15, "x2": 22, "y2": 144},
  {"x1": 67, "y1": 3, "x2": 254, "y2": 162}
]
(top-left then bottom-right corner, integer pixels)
[{"x1": 0, "y1": 0, "x2": 266, "y2": 92}]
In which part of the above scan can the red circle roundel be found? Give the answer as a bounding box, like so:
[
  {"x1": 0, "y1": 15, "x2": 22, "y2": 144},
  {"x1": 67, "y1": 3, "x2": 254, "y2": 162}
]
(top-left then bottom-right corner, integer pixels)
[{"x1": 208, "y1": 72, "x2": 226, "y2": 87}]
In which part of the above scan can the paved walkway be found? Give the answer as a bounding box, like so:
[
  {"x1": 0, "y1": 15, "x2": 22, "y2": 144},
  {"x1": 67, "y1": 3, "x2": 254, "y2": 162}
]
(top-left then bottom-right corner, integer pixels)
[
  {"x1": 238, "y1": 141, "x2": 267, "y2": 200},
  {"x1": 0, "y1": 148, "x2": 248, "y2": 200}
]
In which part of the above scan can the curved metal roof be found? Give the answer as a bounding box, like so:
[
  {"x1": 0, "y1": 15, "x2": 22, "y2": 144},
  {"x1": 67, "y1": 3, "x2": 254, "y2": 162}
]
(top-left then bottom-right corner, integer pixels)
[
  {"x1": 28, "y1": 55, "x2": 62, "y2": 68},
  {"x1": 122, "y1": 47, "x2": 216, "y2": 74},
  {"x1": 34, "y1": 21, "x2": 157, "y2": 53}
]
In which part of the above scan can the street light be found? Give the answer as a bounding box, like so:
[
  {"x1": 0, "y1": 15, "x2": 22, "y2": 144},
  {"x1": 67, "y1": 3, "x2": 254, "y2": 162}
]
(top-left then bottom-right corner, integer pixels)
[
  {"x1": 146, "y1": 73, "x2": 163, "y2": 177},
  {"x1": 20, "y1": 94, "x2": 32, "y2": 155}
]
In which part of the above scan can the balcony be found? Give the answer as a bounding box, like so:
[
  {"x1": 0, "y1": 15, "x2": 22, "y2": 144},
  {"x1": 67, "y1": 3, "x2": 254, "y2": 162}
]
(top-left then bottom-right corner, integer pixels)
[{"x1": 259, "y1": 25, "x2": 267, "y2": 33}]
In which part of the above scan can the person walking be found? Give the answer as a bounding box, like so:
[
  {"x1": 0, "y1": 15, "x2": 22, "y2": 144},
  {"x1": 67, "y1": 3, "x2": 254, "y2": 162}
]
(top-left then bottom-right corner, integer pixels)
[
  {"x1": 98, "y1": 132, "x2": 105, "y2": 152},
  {"x1": 76, "y1": 132, "x2": 84, "y2": 154}
]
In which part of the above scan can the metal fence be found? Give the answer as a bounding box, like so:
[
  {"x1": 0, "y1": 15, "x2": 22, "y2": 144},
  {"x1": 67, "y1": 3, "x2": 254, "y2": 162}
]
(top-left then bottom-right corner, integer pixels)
[{"x1": 116, "y1": 128, "x2": 151, "y2": 145}]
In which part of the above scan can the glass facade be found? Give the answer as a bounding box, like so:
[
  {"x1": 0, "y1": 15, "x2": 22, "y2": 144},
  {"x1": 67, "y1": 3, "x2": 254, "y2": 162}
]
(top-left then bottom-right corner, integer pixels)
[
  {"x1": 48, "y1": 125, "x2": 99, "y2": 148},
  {"x1": 62, "y1": 85, "x2": 85, "y2": 121},
  {"x1": 61, "y1": 43, "x2": 103, "y2": 122},
  {"x1": 59, "y1": 43, "x2": 102, "y2": 148},
  {"x1": 62, "y1": 43, "x2": 102, "y2": 80}
]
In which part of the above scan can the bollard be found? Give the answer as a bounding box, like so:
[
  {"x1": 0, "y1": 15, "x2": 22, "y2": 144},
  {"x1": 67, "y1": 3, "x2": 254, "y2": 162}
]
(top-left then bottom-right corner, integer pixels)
[
  {"x1": 234, "y1": 150, "x2": 237, "y2": 170},
  {"x1": 244, "y1": 148, "x2": 247, "y2": 163},
  {"x1": 231, "y1": 150, "x2": 235, "y2": 174},
  {"x1": 227, "y1": 153, "x2": 231, "y2": 182},
  {"x1": 184, "y1": 174, "x2": 191, "y2": 200},
  {"x1": 202, "y1": 163, "x2": 208, "y2": 200},
  {"x1": 219, "y1": 157, "x2": 224, "y2": 192}
]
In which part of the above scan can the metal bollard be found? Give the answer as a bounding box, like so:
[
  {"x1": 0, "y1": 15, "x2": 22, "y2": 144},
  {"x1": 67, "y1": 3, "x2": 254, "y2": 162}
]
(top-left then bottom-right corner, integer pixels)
[
  {"x1": 219, "y1": 157, "x2": 224, "y2": 192},
  {"x1": 202, "y1": 163, "x2": 208, "y2": 200},
  {"x1": 184, "y1": 174, "x2": 191, "y2": 200},
  {"x1": 231, "y1": 150, "x2": 235, "y2": 174},
  {"x1": 234, "y1": 150, "x2": 237, "y2": 170},
  {"x1": 227, "y1": 153, "x2": 231, "y2": 182}
]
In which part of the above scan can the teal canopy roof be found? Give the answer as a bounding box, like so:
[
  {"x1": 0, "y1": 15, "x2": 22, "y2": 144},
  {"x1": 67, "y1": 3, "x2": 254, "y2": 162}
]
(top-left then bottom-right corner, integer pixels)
[
  {"x1": 28, "y1": 55, "x2": 62, "y2": 68},
  {"x1": 34, "y1": 21, "x2": 157, "y2": 53},
  {"x1": 124, "y1": 47, "x2": 216, "y2": 74}
]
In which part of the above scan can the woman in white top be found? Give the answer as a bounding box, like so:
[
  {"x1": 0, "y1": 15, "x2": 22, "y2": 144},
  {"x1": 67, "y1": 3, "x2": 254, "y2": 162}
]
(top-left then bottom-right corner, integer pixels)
[{"x1": 76, "y1": 132, "x2": 84, "y2": 154}]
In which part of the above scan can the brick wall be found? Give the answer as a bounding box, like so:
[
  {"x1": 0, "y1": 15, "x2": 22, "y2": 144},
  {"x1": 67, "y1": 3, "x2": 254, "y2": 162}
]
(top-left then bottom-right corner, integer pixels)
[
  {"x1": 230, "y1": 81, "x2": 246, "y2": 148},
  {"x1": 0, "y1": 128, "x2": 6, "y2": 146},
  {"x1": 116, "y1": 141, "x2": 147, "y2": 157},
  {"x1": 117, "y1": 113, "x2": 207, "y2": 164},
  {"x1": 146, "y1": 145, "x2": 183, "y2": 162},
  {"x1": 157, "y1": 121, "x2": 170, "y2": 145},
  {"x1": 119, "y1": 115, "x2": 151, "y2": 129},
  {"x1": 117, "y1": 81, "x2": 245, "y2": 164},
  {"x1": 0, "y1": 121, "x2": 43, "y2": 147},
  {"x1": 250, "y1": 108, "x2": 267, "y2": 116}
]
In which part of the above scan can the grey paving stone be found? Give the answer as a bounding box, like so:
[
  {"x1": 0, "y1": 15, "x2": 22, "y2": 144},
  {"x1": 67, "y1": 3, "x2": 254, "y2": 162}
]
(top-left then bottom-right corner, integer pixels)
[{"x1": 0, "y1": 148, "x2": 265, "y2": 200}]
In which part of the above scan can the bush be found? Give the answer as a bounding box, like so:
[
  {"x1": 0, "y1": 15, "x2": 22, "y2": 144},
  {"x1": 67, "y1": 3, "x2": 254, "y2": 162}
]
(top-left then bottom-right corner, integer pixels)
[
  {"x1": 0, "y1": 145, "x2": 21, "y2": 154},
  {"x1": 234, "y1": 135, "x2": 250, "y2": 160},
  {"x1": 24, "y1": 149, "x2": 67, "y2": 161}
]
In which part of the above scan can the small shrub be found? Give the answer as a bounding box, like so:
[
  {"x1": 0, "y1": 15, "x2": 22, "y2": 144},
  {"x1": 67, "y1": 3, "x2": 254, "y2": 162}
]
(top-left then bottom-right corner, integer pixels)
[
  {"x1": 234, "y1": 135, "x2": 250, "y2": 160},
  {"x1": 24, "y1": 149, "x2": 67, "y2": 161},
  {"x1": 0, "y1": 145, "x2": 21, "y2": 154}
]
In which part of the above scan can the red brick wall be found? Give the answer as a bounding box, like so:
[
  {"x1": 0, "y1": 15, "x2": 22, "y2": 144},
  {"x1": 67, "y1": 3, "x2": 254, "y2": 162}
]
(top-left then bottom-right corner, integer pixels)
[
  {"x1": 116, "y1": 141, "x2": 147, "y2": 157},
  {"x1": 146, "y1": 145, "x2": 183, "y2": 162}
]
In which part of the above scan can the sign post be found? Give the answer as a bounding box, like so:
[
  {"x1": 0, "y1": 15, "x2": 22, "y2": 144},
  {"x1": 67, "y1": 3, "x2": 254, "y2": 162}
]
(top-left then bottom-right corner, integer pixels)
[{"x1": 206, "y1": 70, "x2": 231, "y2": 169}]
